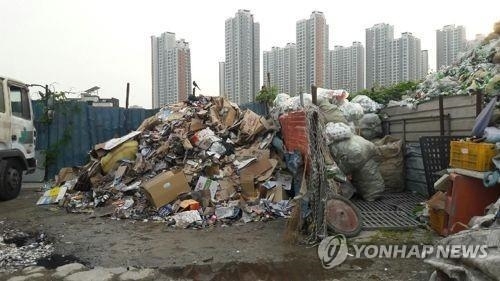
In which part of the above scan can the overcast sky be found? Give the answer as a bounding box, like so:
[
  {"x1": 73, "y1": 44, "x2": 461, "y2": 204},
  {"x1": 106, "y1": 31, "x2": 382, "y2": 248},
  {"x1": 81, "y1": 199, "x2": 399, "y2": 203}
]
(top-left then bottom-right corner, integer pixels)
[{"x1": 0, "y1": 0, "x2": 498, "y2": 108}]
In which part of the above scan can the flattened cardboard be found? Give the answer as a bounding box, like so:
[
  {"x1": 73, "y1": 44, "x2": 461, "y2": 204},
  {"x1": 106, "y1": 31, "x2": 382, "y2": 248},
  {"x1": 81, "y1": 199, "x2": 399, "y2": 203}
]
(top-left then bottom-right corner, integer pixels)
[
  {"x1": 267, "y1": 186, "x2": 288, "y2": 203},
  {"x1": 240, "y1": 158, "x2": 272, "y2": 179},
  {"x1": 190, "y1": 118, "x2": 206, "y2": 132},
  {"x1": 257, "y1": 159, "x2": 278, "y2": 182},
  {"x1": 142, "y1": 171, "x2": 191, "y2": 209},
  {"x1": 224, "y1": 106, "x2": 237, "y2": 127},
  {"x1": 240, "y1": 175, "x2": 256, "y2": 198}
]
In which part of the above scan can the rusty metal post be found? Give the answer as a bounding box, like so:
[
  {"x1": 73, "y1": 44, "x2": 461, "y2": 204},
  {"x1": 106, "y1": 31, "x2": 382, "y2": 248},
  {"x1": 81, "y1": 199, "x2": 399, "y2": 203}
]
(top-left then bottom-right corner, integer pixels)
[
  {"x1": 475, "y1": 92, "x2": 483, "y2": 117},
  {"x1": 125, "y1": 82, "x2": 130, "y2": 109},
  {"x1": 311, "y1": 85, "x2": 317, "y2": 106},
  {"x1": 439, "y1": 95, "x2": 445, "y2": 135}
]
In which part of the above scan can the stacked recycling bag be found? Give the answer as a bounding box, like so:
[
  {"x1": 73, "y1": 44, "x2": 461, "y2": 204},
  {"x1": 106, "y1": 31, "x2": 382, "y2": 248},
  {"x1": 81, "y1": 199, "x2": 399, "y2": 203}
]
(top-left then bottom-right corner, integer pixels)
[{"x1": 324, "y1": 122, "x2": 384, "y2": 201}]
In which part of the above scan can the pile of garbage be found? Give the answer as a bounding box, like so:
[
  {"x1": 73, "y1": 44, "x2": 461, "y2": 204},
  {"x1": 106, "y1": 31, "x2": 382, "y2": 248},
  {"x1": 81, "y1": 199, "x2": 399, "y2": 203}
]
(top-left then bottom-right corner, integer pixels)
[
  {"x1": 409, "y1": 23, "x2": 500, "y2": 105},
  {"x1": 38, "y1": 96, "x2": 295, "y2": 227},
  {"x1": 0, "y1": 225, "x2": 53, "y2": 270}
]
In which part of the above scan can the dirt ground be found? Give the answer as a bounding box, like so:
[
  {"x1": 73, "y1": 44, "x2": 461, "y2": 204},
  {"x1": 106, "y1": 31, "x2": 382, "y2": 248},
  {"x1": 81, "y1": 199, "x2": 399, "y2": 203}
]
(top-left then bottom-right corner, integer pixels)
[{"x1": 0, "y1": 186, "x2": 436, "y2": 281}]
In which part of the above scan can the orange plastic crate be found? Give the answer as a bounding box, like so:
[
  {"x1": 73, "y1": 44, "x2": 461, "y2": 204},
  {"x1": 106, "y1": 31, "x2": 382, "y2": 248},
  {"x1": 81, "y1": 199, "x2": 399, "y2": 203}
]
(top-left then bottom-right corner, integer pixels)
[{"x1": 449, "y1": 141, "x2": 496, "y2": 171}]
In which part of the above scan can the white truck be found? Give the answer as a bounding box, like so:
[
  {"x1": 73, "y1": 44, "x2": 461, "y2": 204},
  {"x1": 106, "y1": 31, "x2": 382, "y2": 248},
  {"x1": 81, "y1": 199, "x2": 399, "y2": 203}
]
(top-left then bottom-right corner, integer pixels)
[{"x1": 0, "y1": 76, "x2": 36, "y2": 200}]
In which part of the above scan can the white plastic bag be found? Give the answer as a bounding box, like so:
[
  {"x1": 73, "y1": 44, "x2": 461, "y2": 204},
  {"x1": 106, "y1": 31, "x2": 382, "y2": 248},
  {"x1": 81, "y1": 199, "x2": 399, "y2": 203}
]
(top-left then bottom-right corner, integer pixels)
[
  {"x1": 339, "y1": 101, "x2": 364, "y2": 121},
  {"x1": 324, "y1": 122, "x2": 353, "y2": 144},
  {"x1": 351, "y1": 95, "x2": 383, "y2": 113}
]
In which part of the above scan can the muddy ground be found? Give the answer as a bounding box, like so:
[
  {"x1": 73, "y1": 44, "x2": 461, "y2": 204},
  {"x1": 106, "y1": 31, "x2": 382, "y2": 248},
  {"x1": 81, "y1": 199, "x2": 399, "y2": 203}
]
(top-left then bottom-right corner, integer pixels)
[{"x1": 0, "y1": 186, "x2": 436, "y2": 280}]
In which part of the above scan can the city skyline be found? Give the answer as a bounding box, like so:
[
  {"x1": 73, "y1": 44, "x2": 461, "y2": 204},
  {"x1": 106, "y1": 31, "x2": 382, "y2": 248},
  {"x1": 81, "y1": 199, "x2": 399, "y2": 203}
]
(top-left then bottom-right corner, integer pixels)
[{"x1": 1, "y1": 0, "x2": 497, "y2": 108}]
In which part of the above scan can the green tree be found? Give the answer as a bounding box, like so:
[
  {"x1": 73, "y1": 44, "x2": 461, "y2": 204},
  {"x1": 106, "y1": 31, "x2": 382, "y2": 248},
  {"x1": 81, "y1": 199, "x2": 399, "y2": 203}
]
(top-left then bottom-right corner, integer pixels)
[
  {"x1": 256, "y1": 85, "x2": 278, "y2": 106},
  {"x1": 352, "y1": 81, "x2": 419, "y2": 105}
]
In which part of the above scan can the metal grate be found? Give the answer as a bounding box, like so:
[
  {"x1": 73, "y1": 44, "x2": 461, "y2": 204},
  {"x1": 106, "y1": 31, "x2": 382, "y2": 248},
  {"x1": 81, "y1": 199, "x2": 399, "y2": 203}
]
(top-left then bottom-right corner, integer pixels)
[
  {"x1": 361, "y1": 211, "x2": 422, "y2": 230},
  {"x1": 353, "y1": 192, "x2": 426, "y2": 230}
]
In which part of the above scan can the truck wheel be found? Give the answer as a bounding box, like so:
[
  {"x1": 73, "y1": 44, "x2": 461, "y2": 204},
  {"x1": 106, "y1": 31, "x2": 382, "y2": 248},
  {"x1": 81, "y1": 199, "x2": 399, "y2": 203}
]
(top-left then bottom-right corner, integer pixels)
[{"x1": 0, "y1": 160, "x2": 22, "y2": 201}]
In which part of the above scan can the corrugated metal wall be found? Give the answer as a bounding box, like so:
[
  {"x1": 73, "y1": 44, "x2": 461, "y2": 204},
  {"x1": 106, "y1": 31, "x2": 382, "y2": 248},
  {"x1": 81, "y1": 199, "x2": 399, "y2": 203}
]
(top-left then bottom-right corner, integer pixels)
[
  {"x1": 239, "y1": 102, "x2": 268, "y2": 116},
  {"x1": 33, "y1": 100, "x2": 156, "y2": 179},
  {"x1": 381, "y1": 95, "x2": 478, "y2": 196}
]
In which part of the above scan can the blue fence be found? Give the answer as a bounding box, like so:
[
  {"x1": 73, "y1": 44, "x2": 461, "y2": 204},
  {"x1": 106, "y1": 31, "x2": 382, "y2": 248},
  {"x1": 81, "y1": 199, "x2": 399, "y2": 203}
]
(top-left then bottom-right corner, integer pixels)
[
  {"x1": 33, "y1": 100, "x2": 156, "y2": 178},
  {"x1": 239, "y1": 101, "x2": 268, "y2": 116}
]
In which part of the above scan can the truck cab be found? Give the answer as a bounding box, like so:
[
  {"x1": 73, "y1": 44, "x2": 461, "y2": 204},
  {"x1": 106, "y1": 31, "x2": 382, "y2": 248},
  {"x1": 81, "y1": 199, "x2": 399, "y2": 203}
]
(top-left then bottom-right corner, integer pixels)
[{"x1": 0, "y1": 76, "x2": 36, "y2": 200}]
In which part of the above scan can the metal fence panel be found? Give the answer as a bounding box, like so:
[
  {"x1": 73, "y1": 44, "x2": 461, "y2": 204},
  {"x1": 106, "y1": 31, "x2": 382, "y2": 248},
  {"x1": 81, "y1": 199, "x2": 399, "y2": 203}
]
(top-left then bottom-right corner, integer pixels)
[{"x1": 32, "y1": 100, "x2": 155, "y2": 179}]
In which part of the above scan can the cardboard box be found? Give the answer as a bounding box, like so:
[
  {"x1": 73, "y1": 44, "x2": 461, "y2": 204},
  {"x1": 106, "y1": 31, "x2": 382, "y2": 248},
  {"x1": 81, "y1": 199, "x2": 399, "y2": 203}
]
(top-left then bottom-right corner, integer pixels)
[
  {"x1": 267, "y1": 186, "x2": 289, "y2": 203},
  {"x1": 142, "y1": 171, "x2": 191, "y2": 209}
]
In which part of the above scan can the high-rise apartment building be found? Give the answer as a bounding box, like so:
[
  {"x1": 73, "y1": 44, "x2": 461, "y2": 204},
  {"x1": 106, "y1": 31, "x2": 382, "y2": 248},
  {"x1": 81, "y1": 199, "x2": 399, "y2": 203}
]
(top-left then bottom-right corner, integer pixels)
[
  {"x1": 436, "y1": 25, "x2": 466, "y2": 70},
  {"x1": 219, "y1": 61, "x2": 225, "y2": 97},
  {"x1": 224, "y1": 9, "x2": 260, "y2": 104},
  {"x1": 420, "y1": 50, "x2": 429, "y2": 79},
  {"x1": 263, "y1": 43, "x2": 297, "y2": 95},
  {"x1": 366, "y1": 23, "x2": 394, "y2": 89},
  {"x1": 329, "y1": 42, "x2": 365, "y2": 93},
  {"x1": 390, "y1": 32, "x2": 421, "y2": 84},
  {"x1": 151, "y1": 32, "x2": 191, "y2": 108},
  {"x1": 296, "y1": 11, "x2": 329, "y2": 93}
]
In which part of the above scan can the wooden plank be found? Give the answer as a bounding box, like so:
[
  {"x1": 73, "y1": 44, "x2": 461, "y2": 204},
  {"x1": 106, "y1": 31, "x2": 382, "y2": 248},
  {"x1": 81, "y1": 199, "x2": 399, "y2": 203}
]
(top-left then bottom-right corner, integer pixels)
[
  {"x1": 384, "y1": 105, "x2": 476, "y2": 120},
  {"x1": 404, "y1": 131, "x2": 442, "y2": 142},
  {"x1": 449, "y1": 119, "x2": 476, "y2": 131},
  {"x1": 417, "y1": 95, "x2": 476, "y2": 111}
]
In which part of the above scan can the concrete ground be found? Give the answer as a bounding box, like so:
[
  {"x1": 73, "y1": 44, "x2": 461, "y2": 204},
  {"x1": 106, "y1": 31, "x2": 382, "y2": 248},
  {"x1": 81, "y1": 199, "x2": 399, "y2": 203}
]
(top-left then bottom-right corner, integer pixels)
[{"x1": 0, "y1": 185, "x2": 437, "y2": 281}]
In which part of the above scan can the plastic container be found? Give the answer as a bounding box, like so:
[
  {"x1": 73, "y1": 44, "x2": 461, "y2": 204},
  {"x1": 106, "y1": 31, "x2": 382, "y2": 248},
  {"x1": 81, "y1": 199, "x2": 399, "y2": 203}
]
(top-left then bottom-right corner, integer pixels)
[
  {"x1": 428, "y1": 208, "x2": 449, "y2": 236},
  {"x1": 449, "y1": 141, "x2": 496, "y2": 172},
  {"x1": 445, "y1": 173, "x2": 500, "y2": 234}
]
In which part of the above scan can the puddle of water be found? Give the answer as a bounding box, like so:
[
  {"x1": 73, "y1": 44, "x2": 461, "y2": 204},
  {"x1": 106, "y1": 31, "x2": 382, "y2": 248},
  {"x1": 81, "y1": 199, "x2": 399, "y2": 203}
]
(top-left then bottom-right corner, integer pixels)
[{"x1": 36, "y1": 254, "x2": 85, "y2": 269}]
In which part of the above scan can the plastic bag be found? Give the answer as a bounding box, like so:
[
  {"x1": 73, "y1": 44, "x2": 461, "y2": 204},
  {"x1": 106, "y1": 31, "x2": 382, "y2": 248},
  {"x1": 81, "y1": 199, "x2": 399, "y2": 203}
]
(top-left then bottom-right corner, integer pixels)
[
  {"x1": 373, "y1": 136, "x2": 404, "y2": 192},
  {"x1": 351, "y1": 95, "x2": 383, "y2": 113},
  {"x1": 484, "y1": 126, "x2": 500, "y2": 143},
  {"x1": 319, "y1": 99, "x2": 348, "y2": 124},
  {"x1": 339, "y1": 101, "x2": 364, "y2": 122},
  {"x1": 359, "y1": 113, "x2": 382, "y2": 140},
  {"x1": 329, "y1": 135, "x2": 377, "y2": 174},
  {"x1": 324, "y1": 122, "x2": 353, "y2": 143},
  {"x1": 331, "y1": 89, "x2": 350, "y2": 106},
  {"x1": 273, "y1": 93, "x2": 291, "y2": 107},
  {"x1": 351, "y1": 159, "x2": 384, "y2": 201}
]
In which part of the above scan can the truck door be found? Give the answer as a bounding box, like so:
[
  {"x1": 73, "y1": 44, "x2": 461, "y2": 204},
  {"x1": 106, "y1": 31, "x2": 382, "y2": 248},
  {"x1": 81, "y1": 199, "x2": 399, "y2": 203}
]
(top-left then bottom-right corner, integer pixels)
[
  {"x1": 8, "y1": 83, "x2": 35, "y2": 160},
  {"x1": 0, "y1": 79, "x2": 11, "y2": 150}
]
